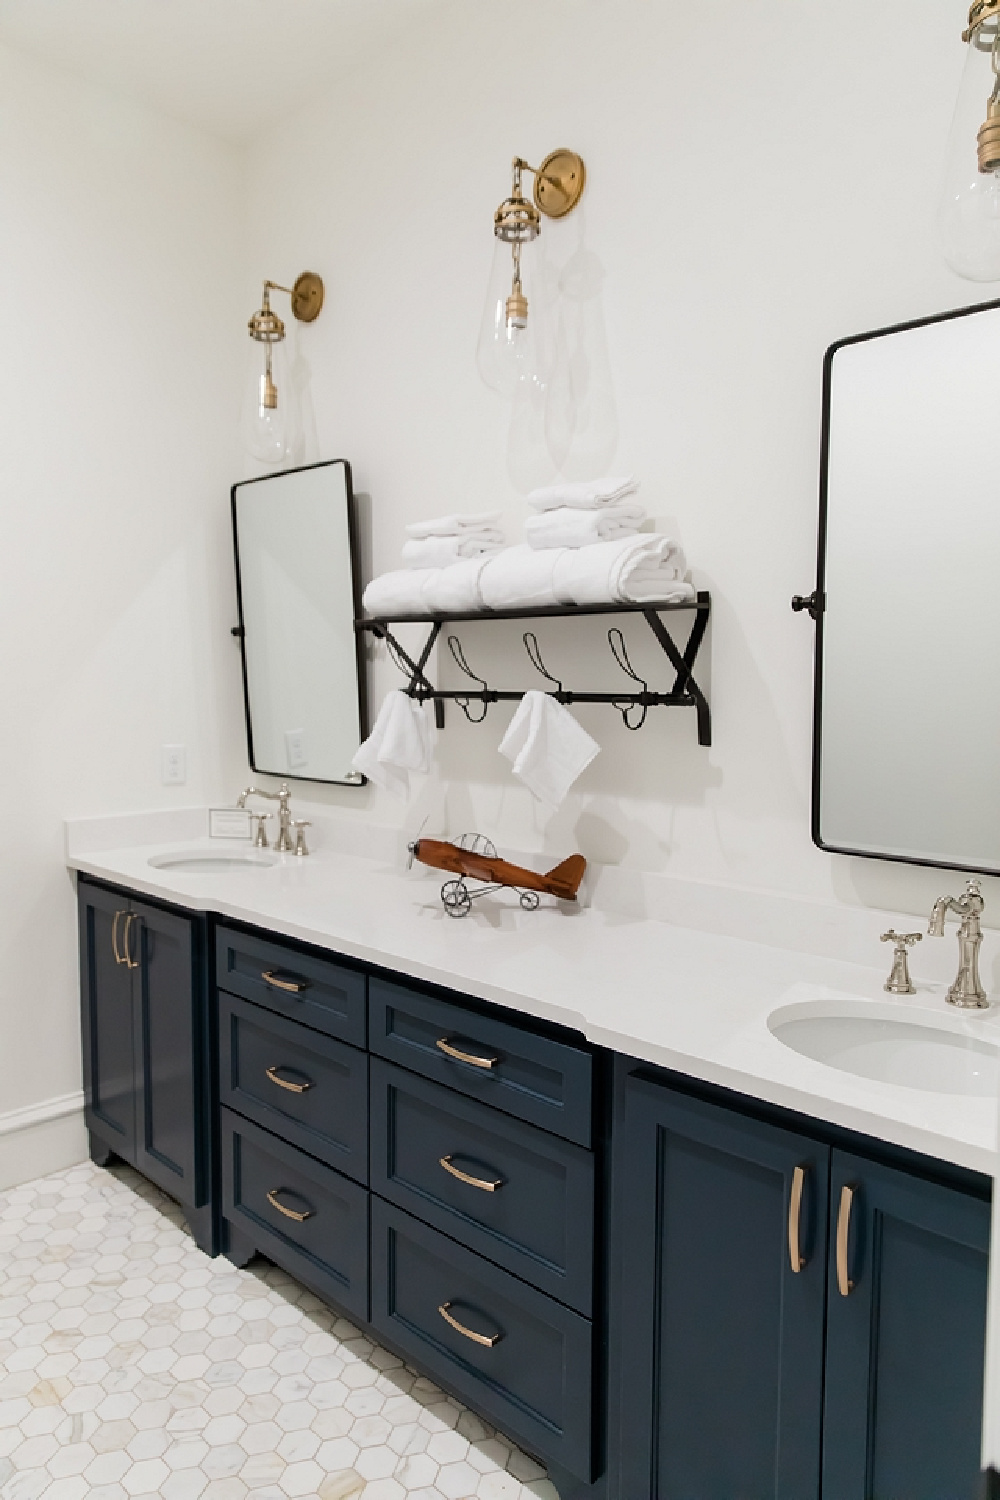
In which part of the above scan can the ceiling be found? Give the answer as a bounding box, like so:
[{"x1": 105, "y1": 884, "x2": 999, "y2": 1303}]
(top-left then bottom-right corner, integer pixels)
[{"x1": 0, "y1": 0, "x2": 447, "y2": 143}]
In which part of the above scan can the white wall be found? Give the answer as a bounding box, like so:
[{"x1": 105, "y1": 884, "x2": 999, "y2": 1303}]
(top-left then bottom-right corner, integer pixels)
[
  {"x1": 243, "y1": 0, "x2": 990, "y2": 922},
  {"x1": 0, "y1": 44, "x2": 248, "y2": 1179}
]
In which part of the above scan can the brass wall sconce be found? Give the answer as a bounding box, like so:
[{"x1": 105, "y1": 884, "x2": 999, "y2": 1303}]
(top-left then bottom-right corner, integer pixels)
[
  {"x1": 477, "y1": 150, "x2": 586, "y2": 395},
  {"x1": 940, "y1": 1, "x2": 1000, "y2": 279},
  {"x1": 242, "y1": 272, "x2": 324, "y2": 464}
]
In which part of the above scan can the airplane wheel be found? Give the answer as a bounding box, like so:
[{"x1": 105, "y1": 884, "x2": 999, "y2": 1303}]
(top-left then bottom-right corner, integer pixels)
[
  {"x1": 519, "y1": 890, "x2": 540, "y2": 911},
  {"x1": 441, "y1": 879, "x2": 472, "y2": 918}
]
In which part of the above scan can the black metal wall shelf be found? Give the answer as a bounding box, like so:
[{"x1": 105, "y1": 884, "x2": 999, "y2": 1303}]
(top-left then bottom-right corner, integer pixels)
[{"x1": 354, "y1": 593, "x2": 712, "y2": 745}]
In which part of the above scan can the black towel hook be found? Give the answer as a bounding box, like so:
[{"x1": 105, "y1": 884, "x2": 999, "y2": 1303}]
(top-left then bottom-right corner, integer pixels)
[
  {"x1": 381, "y1": 631, "x2": 428, "y2": 703},
  {"x1": 522, "y1": 631, "x2": 569, "y2": 701},
  {"x1": 447, "y1": 634, "x2": 491, "y2": 723},
  {"x1": 608, "y1": 627, "x2": 649, "y2": 731}
]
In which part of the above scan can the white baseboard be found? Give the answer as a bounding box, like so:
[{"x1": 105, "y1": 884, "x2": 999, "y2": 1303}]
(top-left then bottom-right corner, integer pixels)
[{"x1": 0, "y1": 1091, "x2": 88, "y2": 1192}]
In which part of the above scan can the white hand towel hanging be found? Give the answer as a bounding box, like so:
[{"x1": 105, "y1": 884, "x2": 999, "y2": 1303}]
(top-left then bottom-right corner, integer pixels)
[
  {"x1": 351, "y1": 690, "x2": 433, "y2": 798},
  {"x1": 498, "y1": 691, "x2": 600, "y2": 809}
]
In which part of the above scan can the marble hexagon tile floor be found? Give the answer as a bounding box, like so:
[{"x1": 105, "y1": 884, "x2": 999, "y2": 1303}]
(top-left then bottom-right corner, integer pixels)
[{"x1": 0, "y1": 1160, "x2": 559, "y2": 1500}]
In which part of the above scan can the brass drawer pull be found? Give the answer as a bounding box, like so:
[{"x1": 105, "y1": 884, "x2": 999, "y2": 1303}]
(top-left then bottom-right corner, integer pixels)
[
  {"x1": 123, "y1": 913, "x2": 138, "y2": 971},
  {"x1": 439, "y1": 1155, "x2": 504, "y2": 1193},
  {"x1": 788, "y1": 1164, "x2": 807, "y2": 1273},
  {"x1": 266, "y1": 1188, "x2": 314, "y2": 1223},
  {"x1": 436, "y1": 1037, "x2": 499, "y2": 1070},
  {"x1": 262, "y1": 970, "x2": 308, "y2": 994},
  {"x1": 836, "y1": 1183, "x2": 856, "y2": 1297},
  {"x1": 111, "y1": 910, "x2": 125, "y2": 966},
  {"x1": 265, "y1": 1065, "x2": 313, "y2": 1095},
  {"x1": 438, "y1": 1301, "x2": 503, "y2": 1348}
]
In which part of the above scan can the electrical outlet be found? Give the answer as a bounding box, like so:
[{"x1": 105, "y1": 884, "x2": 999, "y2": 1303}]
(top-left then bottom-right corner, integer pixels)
[
  {"x1": 285, "y1": 728, "x2": 308, "y2": 770},
  {"x1": 161, "y1": 744, "x2": 187, "y2": 785}
]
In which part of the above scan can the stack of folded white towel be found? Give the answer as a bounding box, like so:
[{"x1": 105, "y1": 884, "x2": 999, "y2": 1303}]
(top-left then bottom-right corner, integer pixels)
[{"x1": 361, "y1": 479, "x2": 694, "y2": 616}]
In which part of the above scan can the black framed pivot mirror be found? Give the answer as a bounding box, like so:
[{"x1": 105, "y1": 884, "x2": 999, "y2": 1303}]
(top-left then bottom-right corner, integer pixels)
[
  {"x1": 232, "y1": 460, "x2": 367, "y2": 786},
  {"x1": 805, "y1": 299, "x2": 1000, "y2": 874}
]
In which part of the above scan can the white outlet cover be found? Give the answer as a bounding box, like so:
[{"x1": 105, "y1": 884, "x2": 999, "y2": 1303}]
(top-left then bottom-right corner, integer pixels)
[
  {"x1": 161, "y1": 744, "x2": 187, "y2": 785},
  {"x1": 285, "y1": 728, "x2": 308, "y2": 770}
]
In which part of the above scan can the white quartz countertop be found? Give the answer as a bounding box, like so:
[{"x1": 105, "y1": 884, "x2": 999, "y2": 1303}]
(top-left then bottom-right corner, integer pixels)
[{"x1": 66, "y1": 816, "x2": 1000, "y2": 1176}]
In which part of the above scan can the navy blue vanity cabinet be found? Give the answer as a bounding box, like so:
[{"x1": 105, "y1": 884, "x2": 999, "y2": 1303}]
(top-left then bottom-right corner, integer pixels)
[
  {"x1": 613, "y1": 1062, "x2": 992, "y2": 1500},
  {"x1": 615, "y1": 1067, "x2": 829, "y2": 1500},
  {"x1": 822, "y1": 1150, "x2": 990, "y2": 1500},
  {"x1": 78, "y1": 877, "x2": 212, "y2": 1252}
]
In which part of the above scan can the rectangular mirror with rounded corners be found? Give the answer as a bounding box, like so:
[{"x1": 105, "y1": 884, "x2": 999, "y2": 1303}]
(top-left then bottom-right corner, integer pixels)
[
  {"x1": 231, "y1": 460, "x2": 367, "y2": 786},
  {"x1": 812, "y1": 298, "x2": 1000, "y2": 875}
]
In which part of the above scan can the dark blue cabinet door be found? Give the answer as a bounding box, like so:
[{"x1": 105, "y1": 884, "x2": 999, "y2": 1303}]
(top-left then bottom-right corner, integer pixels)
[
  {"x1": 822, "y1": 1150, "x2": 990, "y2": 1500},
  {"x1": 131, "y1": 899, "x2": 203, "y2": 1206},
  {"x1": 78, "y1": 882, "x2": 136, "y2": 1162},
  {"x1": 616, "y1": 1069, "x2": 829, "y2": 1500}
]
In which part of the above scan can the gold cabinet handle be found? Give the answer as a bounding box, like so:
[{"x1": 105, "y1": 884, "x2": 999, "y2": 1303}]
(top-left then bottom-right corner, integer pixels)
[
  {"x1": 266, "y1": 1188, "x2": 313, "y2": 1223},
  {"x1": 123, "y1": 913, "x2": 139, "y2": 970},
  {"x1": 265, "y1": 1065, "x2": 313, "y2": 1095},
  {"x1": 436, "y1": 1037, "x2": 499, "y2": 1070},
  {"x1": 111, "y1": 910, "x2": 125, "y2": 966},
  {"x1": 788, "y1": 1165, "x2": 807, "y2": 1273},
  {"x1": 262, "y1": 970, "x2": 308, "y2": 994},
  {"x1": 836, "y1": 1183, "x2": 856, "y2": 1297},
  {"x1": 439, "y1": 1155, "x2": 504, "y2": 1193},
  {"x1": 438, "y1": 1301, "x2": 502, "y2": 1348}
]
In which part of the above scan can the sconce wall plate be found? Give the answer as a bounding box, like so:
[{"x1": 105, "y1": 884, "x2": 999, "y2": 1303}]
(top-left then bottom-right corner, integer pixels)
[
  {"x1": 534, "y1": 149, "x2": 586, "y2": 219},
  {"x1": 291, "y1": 272, "x2": 324, "y2": 322}
]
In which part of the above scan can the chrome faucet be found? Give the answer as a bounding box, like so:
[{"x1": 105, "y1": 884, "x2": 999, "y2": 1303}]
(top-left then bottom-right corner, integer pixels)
[
  {"x1": 928, "y1": 879, "x2": 988, "y2": 1008},
  {"x1": 238, "y1": 782, "x2": 297, "y2": 853}
]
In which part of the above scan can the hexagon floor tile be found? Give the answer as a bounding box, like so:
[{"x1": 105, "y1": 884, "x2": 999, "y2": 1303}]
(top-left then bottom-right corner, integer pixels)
[{"x1": 0, "y1": 1161, "x2": 561, "y2": 1500}]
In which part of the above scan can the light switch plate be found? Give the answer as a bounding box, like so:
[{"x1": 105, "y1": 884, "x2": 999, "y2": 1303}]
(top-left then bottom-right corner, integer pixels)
[{"x1": 161, "y1": 744, "x2": 186, "y2": 785}]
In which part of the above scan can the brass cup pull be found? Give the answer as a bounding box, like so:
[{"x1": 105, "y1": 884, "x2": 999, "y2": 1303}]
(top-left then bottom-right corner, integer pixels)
[
  {"x1": 265, "y1": 1065, "x2": 313, "y2": 1095},
  {"x1": 436, "y1": 1037, "x2": 499, "y2": 1070},
  {"x1": 111, "y1": 910, "x2": 125, "y2": 966},
  {"x1": 788, "y1": 1165, "x2": 808, "y2": 1273},
  {"x1": 438, "y1": 1301, "x2": 503, "y2": 1348},
  {"x1": 836, "y1": 1183, "x2": 857, "y2": 1297},
  {"x1": 439, "y1": 1155, "x2": 504, "y2": 1193},
  {"x1": 123, "y1": 913, "x2": 138, "y2": 971},
  {"x1": 262, "y1": 970, "x2": 308, "y2": 994},
  {"x1": 266, "y1": 1188, "x2": 314, "y2": 1223}
]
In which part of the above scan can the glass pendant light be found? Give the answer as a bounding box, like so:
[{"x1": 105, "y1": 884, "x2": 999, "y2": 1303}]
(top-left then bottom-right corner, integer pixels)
[
  {"x1": 476, "y1": 151, "x2": 585, "y2": 396},
  {"x1": 940, "y1": 1, "x2": 1000, "y2": 280},
  {"x1": 241, "y1": 274, "x2": 324, "y2": 465}
]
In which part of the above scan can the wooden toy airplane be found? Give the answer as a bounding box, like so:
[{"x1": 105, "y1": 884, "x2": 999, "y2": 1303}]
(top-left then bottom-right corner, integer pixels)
[{"x1": 407, "y1": 832, "x2": 586, "y2": 918}]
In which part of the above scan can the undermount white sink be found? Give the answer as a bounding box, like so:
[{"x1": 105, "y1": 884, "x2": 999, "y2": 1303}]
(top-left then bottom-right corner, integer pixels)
[
  {"x1": 768, "y1": 1000, "x2": 998, "y2": 1097},
  {"x1": 148, "y1": 849, "x2": 278, "y2": 873}
]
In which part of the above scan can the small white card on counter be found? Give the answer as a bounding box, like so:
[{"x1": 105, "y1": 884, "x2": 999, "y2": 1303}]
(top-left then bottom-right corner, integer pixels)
[{"x1": 209, "y1": 808, "x2": 252, "y2": 840}]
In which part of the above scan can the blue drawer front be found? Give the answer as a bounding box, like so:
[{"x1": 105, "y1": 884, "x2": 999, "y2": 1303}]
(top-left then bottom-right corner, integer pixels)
[
  {"x1": 221, "y1": 1110, "x2": 368, "y2": 1320},
  {"x1": 216, "y1": 925, "x2": 366, "y2": 1047},
  {"x1": 370, "y1": 1197, "x2": 593, "y2": 1482},
  {"x1": 219, "y1": 992, "x2": 369, "y2": 1184},
  {"x1": 371, "y1": 1058, "x2": 593, "y2": 1313},
  {"x1": 369, "y1": 978, "x2": 592, "y2": 1146}
]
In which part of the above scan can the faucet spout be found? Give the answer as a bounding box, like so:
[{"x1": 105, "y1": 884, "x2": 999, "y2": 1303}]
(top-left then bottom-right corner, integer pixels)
[{"x1": 927, "y1": 879, "x2": 988, "y2": 1009}]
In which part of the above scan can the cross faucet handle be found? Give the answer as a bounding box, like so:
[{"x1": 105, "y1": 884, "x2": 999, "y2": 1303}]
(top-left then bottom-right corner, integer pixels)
[{"x1": 880, "y1": 930, "x2": 922, "y2": 995}]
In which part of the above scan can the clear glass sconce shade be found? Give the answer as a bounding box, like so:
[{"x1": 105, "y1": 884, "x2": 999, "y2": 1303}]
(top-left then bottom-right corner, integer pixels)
[
  {"x1": 939, "y1": 25, "x2": 1000, "y2": 281},
  {"x1": 241, "y1": 338, "x2": 294, "y2": 465},
  {"x1": 476, "y1": 237, "x2": 551, "y2": 397}
]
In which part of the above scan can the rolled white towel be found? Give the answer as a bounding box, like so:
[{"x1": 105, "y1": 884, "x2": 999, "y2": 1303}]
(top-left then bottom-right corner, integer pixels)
[
  {"x1": 422, "y1": 556, "x2": 494, "y2": 614},
  {"x1": 553, "y1": 534, "x2": 695, "y2": 606},
  {"x1": 363, "y1": 568, "x2": 440, "y2": 617},
  {"x1": 402, "y1": 533, "x2": 504, "y2": 569},
  {"x1": 525, "y1": 502, "x2": 646, "y2": 550},
  {"x1": 479, "y1": 544, "x2": 566, "y2": 611},
  {"x1": 406, "y1": 510, "x2": 502, "y2": 539},
  {"x1": 527, "y1": 476, "x2": 639, "y2": 512}
]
